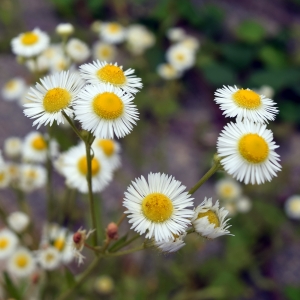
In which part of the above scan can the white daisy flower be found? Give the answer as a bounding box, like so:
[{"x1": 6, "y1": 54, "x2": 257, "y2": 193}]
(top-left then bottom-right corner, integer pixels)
[
  {"x1": 154, "y1": 232, "x2": 186, "y2": 253},
  {"x1": 192, "y1": 197, "x2": 232, "y2": 239},
  {"x1": 7, "y1": 248, "x2": 36, "y2": 277},
  {"x1": 215, "y1": 178, "x2": 242, "y2": 201},
  {"x1": 285, "y1": 195, "x2": 300, "y2": 220},
  {"x1": 166, "y1": 43, "x2": 196, "y2": 71},
  {"x1": 100, "y1": 22, "x2": 126, "y2": 44},
  {"x1": 80, "y1": 60, "x2": 142, "y2": 94},
  {"x1": 217, "y1": 120, "x2": 281, "y2": 185},
  {"x1": 214, "y1": 85, "x2": 278, "y2": 123},
  {"x1": 123, "y1": 172, "x2": 194, "y2": 242},
  {"x1": 7, "y1": 211, "x2": 30, "y2": 233},
  {"x1": 0, "y1": 228, "x2": 18, "y2": 259},
  {"x1": 19, "y1": 164, "x2": 46, "y2": 193},
  {"x1": 94, "y1": 275, "x2": 114, "y2": 294},
  {"x1": 255, "y1": 85, "x2": 275, "y2": 99},
  {"x1": 49, "y1": 55, "x2": 71, "y2": 73},
  {"x1": 166, "y1": 27, "x2": 186, "y2": 42},
  {"x1": 157, "y1": 63, "x2": 182, "y2": 80},
  {"x1": 56, "y1": 23, "x2": 74, "y2": 36},
  {"x1": 38, "y1": 246, "x2": 61, "y2": 270},
  {"x1": 74, "y1": 83, "x2": 139, "y2": 139},
  {"x1": 7, "y1": 162, "x2": 20, "y2": 183},
  {"x1": 4, "y1": 137, "x2": 22, "y2": 158},
  {"x1": 222, "y1": 202, "x2": 237, "y2": 217},
  {"x1": 1, "y1": 77, "x2": 26, "y2": 101},
  {"x1": 92, "y1": 138, "x2": 121, "y2": 171},
  {"x1": 92, "y1": 41, "x2": 116, "y2": 62},
  {"x1": 11, "y1": 28, "x2": 50, "y2": 58},
  {"x1": 66, "y1": 38, "x2": 90, "y2": 63},
  {"x1": 0, "y1": 164, "x2": 11, "y2": 189},
  {"x1": 61, "y1": 143, "x2": 113, "y2": 193},
  {"x1": 23, "y1": 71, "x2": 84, "y2": 129},
  {"x1": 91, "y1": 20, "x2": 102, "y2": 33},
  {"x1": 179, "y1": 36, "x2": 200, "y2": 52},
  {"x1": 236, "y1": 196, "x2": 252, "y2": 213},
  {"x1": 25, "y1": 55, "x2": 50, "y2": 74}
]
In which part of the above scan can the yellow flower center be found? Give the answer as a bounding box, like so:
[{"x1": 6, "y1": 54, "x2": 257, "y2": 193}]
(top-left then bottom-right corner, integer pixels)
[
  {"x1": 0, "y1": 237, "x2": 9, "y2": 249},
  {"x1": 176, "y1": 53, "x2": 185, "y2": 61},
  {"x1": 108, "y1": 23, "x2": 121, "y2": 33},
  {"x1": 21, "y1": 32, "x2": 39, "y2": 45},
  {"x1": 15, "y1": 254, "x2": 29, "y2": 268},
  {"x1": 290, "y1": 200, "x2": 300, "y2": 213},
  {"x1": 142, "y1": 193, "x2": 173, "y2": 223},
  {"x1": 197, "y1": 210, "x2": 220, "y2": 228},
  {"x1": 43, "y1": 88, "x2": 71, "y2": 113},
  {"x1": 222, "y1": 186, "x2": 234, "y2": 198},
  {"x1": 45, "y1": 253, "x2": 55, "y2": 262},
  {"x1": 77, "y1": 156, "x2": 101, "y2": 176},
  {"x1": 26, "y1": 170, "x2": 38, "y2": 180},
  {"x1": 5, "y1": 80, "x2": 17, "y2": 91},
  {"x1": 96, "y1": 65, "x2": 126, "y2": 85},
  {"x1": 98, "y1": 140, "x2": 115, "y2": 156},
  {"x1": 233, "y1": 89, "x2": 261, "y2": 109},
  {"x1": 54, "y1": 238, "x2": 65, "y2": 251},
  {"x1": 92, "y1": 92, "x2": 124, "y2": 120},
  {"x1": 31, "y1": 136, "x2": 47, "y2": 151},
  {"x1": 0, "y1": 172, "x2": 5, "y2": 182},
  {"x1": 238, "y1": 133, "x2": 269, "y2": 163},
  {"x1": 100, "y1": 47, "x2": 111, "y2": 58}
]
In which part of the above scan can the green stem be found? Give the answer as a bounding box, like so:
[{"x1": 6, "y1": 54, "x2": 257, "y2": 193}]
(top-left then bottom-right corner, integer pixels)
[
  {"x1": 62, "y1": 111, "x2": 84, "y2": 142},
  {"x1": 57, "y1": 255, "x2": 103, "y2": 300},
  {"x1": 188, "y1": 155, "x2": 222, "y2": 195},
  {"x1": 105, "y1": 243, "x2": 146, "y2": 257},
  {"x1": 46, "y1": 128, "x2": 53, "y2": 222},
  {"x1": 110, "y1": 234, "x2": 140, "y2": 253}
]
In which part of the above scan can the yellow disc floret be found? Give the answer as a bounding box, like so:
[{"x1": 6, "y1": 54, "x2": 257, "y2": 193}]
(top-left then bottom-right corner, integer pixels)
[
  {"x1": 93, "y1": 92, "x2": 124, "y2": 120},
  {"x1": 0, "y1": 237, "x2": 9, "y2": 249},
  {"x1": 96, "y1": 65, "x2": 126, "y2": 85},
  {"x1": 239, "y1": 133, "x2": 269, "y2": 164},
  {"x1": 54, "y1": 238, "x2": 65, "y2": 251},
  {"x1": 233, "y1": 89, "x2": 261, "y2": 109},
  {"x1": 21, "y1": 32, "x2": 39, "y2": 45},
  {"x1": 98, "y1": 140, "x2": 115, "y2": 156},
  {"x1": 142, "y1": 193, "x2": 173, "y2": 223},
  {"x1": 222, "y1": 186, "x2": 234, "y2": 198},
  {"x1": 0, "y1": 172, "x2": 5, "y2": 182},
  {"x1": 77, "y1": 156, "x2": 101, "y2": 176},
  {"x1": 15, "y1": 254, "x2": 29, "y2": 268},
  {"x1": 197, "y1": 210, "x2": 220, "y2": 228},
  {"x1": 43, "y1": 88, "x2": 71, "y2": 113},
  {"x1": 31, "y1": 136, "x2": 47, "y2": 151},
  {"x1": 5, "y1": 80, "x2": 17, "y2": 91},
  {"x1": 108, "y1": 23, "x2": 121, "y2": 33},
  {"x1": 45, "y1": 253, "x2": 55, "y2": 262},
  {"x1": 100, "y1": 47, "x2": 111, "y2": 58}
]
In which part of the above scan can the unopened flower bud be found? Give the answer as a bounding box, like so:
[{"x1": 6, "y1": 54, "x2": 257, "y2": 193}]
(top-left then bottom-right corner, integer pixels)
[
  {"x1": 31, "y1": 272, "x2": 40, "y2": 284},
  {"x1": 106, "y1": 222, "x2": 118, "y2": 240}
]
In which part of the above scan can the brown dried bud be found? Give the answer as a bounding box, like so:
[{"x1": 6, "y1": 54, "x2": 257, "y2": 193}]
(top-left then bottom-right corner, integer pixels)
[
  {"x1": 31, "y1": 272, "x2": 40, "y2": 284},
  {"x1": 73, "y1": 232, "x2": 82, "y2": 244},
  {"x1": 106, "y1": 222, "x2": 118, "y2": 240}
]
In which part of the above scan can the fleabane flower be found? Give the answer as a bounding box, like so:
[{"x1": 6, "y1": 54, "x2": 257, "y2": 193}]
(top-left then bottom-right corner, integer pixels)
[
  {"x1": 11, "y1": 28, "x2": 50, "y2": 58},
  {"x1": 74, "y1": 83, "x2": 139, "y2": 139},
  {"x1": 19, "y1": 164, "x2": 46, "y2": 193},
  {"x1": 7, "y1": 248, "x2": 36, "y2": 277},
  {"x1": 0, "y1": 164, "x2": 11, "y2": 189},
  {"x1": 154, "y1": 233, "x2": 186, "y2": 253},
  {"x1": 56, "y1": 23, "x2": 74, "y2": 37},
  {"x1": 0, "y1": 228, "x2": 18, "y2": 259},
  {"x1": 123, "y1": 172, "x2": 194, "y2": 242},
  {"x1": 23, "y1": 71, "x2": 84, "y2": 128},
  {"x1": 79, "y1": 60, "x2": 143, "y2": 94},
  {"x1": 1, "y1": 78, "x2": 26, "y2": 101},
  {"x1": 66, "y1": 38, "x2": 90, "y2": 63},
  {"x1": 215, "y1": 178, "x2": 242, "y2": 201},
  {"x1": 92, "y1": 138, "x2": 121, "y2": 171},
  {"x1": 37, "y1": 246, "x2": 61, "y2": 270},
  {"x1": 157, "y1": 63, "x2": 182, "y2": 80},
  {"x1": 4, "y1": 137, "x2": 22, "y2": 158},
  {"x1": 285, "y1": 195, "x2": 300, "y2": 220},
  {"x1": 61, "y1": 143, "x2": 113, "y2": 193},
  {"x1": 100, "y1": 22, "x2": 126, "y2": 44},
  {"x1": 7, "y1": 212, "x2": 30, "y2": 233},
  {"x1": 217, "y1": 120, "x2": 281, "y2": 185},
  {"x1": 236, "y1": 196, "x2": 252, "y2": 213},
  {"x1": 92, "y1": 41, "x2": 116, "y2": 62},
  {"x1": 214, "y1": 85, "x2": 278, "y2": 123},
  {"x1": 192, "y1": 197, "x2": 232, "y2": 239}
]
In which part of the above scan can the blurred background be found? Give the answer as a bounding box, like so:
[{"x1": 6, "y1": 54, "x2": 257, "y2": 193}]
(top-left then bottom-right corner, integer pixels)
[{"x1": 1, "y1": 0, "x2": 300, "y2": 299}]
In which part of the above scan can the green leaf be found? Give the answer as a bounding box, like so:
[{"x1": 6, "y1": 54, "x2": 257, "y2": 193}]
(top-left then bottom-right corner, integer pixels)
[
  {"x1": 109, "y1": 234, "x2": 128, "y2": 252},
  {"x1": 3, "y1": 271, "x2": 22, "y2": 300},
  {"x1": 279, "y1": 101, "x2": 300, "y2": 123},
  {"x1": 64, "y1": 267, "x2": 76, "y2": 287},
  {"x1": 259, "y1": 46, "x2": 287, "y2": 69},
  {"x1": 285, "y1": 286, "x2": 300, "y2": 300},
  {"x1": 235, "y1": 20, "x2": 266, "y2": 43}
]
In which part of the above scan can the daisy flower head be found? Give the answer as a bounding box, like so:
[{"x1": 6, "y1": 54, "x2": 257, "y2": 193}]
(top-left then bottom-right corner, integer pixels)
[
  {"x1": 74, "y1": 83, "x2": 139, "y2": 139},
  {"x1": 215, "y1": 178, "x2": 242, "y2": 201},
  {"x1": 19, "y1": 164, "x2": 46, "y2": 193},
  {"x1": 25, "y1": 55, "x2": 50, "y2": 74},
  {"x1": 154, "y1": 232, "x2": 186, "y2": 253},
  {"x1": 56, "y1": 23, "x2": 74, "y2": 37},
  {"x1": 285, "y1": 195, "x2": 300, "y2": 220},
  {"x1": 179, "y1": 36, "x2": 200, "y2": 52},
  {"x1": 214, "y1": 85, "x2": 278, "y2": 123},
  {"x1": 92, "y1": 138, "x2": 121, "y2": 170},
  {"x1": 166, "y1": 27, "x2": 186, "y2": 42},
  {"x1": 79, "y1": 60, "x2": 142, "y2": 95},
  {"x1": 236, "y1": 196, "x2": 252, "y2": 213},
  {"x1": 4, "y1": 137, "x2": 22, "y2": 158},
  {"x1": 217, "y1": 120, "x2": 281, "y2": 185},
  {"x1": 157, "y1": 63, "x2": 182, "y2": 80},
  {"x1": 123, "y1": 172, "x2": 194, "y2": 242},
  {"x1": 166, "y1": 43, "x2": 196, "y2": 72},
  {"x1": 7, "y1": 211, "x2": 30, "y2": 233},
  {"x1": 7, "y1": 247, "x2": 36, "y2": 278},
  {"x1": 1, "y1": 77, "x2": 26, "y2": 101},
  {"x1": 61, "y1": 143, "x2": 113, "y2": 193},
  {"x1": 0, "y1": 228, "x2": 18, "y2": 259},
  {"x1": 92, "y1": 41, "x2": 116, "y2": 62},
  {"x1": 23, "y1": 71, "x2": 84, "y2": 128},
  {"x1": 38, "y1": 246, "x2": 61, "y2": 270},
  {"x1": 66, "y1": 38, "x2": 90, "y2": 63},
  {"x1": 100, "y1": 22, "x2": 126, "y2": 44},
  {"x1": 0, "y1": 164, "x2": 11, "y2": 189},
  {"x1": 11, "y1": 28, "x2": 50, "y2": 58},
  {"x1": 192, "y1": 197, "x2": 232, "y2": 239}
]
